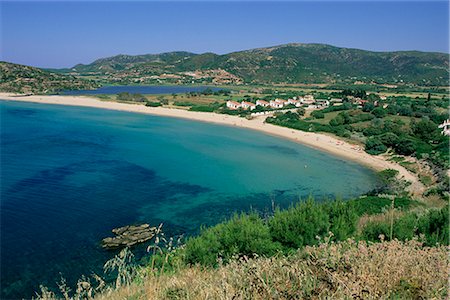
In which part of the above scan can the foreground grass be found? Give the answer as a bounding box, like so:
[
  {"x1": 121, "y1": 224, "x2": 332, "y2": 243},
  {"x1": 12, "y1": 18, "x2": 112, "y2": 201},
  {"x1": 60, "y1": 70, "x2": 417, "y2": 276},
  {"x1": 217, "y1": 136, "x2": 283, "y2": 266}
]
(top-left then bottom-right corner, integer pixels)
[{"x1": 92, "y1": 238, "x2": 447, "y2": 300}]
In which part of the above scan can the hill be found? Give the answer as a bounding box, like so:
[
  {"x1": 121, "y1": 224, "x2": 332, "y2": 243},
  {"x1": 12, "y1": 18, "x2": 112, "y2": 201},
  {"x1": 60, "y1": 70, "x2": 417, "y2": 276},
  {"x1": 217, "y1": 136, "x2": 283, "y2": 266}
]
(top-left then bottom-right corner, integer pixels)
[
  {"x1": 70, "y1": 43, "x2": 449, "y2": 86},
  {"x1": 0, "y1": 62, "x2": 100, "y2": 94}
]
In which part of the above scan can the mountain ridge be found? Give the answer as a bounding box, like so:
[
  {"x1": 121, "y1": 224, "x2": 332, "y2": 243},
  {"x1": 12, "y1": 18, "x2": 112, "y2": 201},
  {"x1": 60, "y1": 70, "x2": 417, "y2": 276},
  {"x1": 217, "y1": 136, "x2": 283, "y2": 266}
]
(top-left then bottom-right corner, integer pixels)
[
  {"x1": 2, "y1": 43, "x2": 448, "y2": 90},
  {"x1": 67, "y1": 43, "x2": 449, "y2": 86}
]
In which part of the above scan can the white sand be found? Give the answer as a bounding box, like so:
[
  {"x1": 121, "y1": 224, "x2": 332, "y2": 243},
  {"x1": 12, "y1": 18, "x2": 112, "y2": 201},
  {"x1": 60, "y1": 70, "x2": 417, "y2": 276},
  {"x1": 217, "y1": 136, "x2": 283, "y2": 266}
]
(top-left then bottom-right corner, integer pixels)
[{"x1": 0, "y1": 93, "x2": 424, "y2": 196}]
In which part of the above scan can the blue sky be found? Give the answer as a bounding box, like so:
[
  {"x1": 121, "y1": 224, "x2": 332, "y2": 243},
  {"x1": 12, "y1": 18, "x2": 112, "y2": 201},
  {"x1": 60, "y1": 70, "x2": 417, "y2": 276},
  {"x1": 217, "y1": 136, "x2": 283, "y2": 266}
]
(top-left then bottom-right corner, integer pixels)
[{"x1": 1, "y1": 1, "x2": 448, "y2": 68}]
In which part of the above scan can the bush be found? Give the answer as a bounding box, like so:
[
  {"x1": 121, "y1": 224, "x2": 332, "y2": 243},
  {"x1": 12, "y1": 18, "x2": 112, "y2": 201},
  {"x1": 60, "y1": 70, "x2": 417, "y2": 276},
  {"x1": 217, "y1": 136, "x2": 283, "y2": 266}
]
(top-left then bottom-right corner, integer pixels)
[
  {"x1": 146, "y1": 101, "x2": 162, "y2": 107},
  {"x1": 412, "y1": 119, "x2": 440, "y2": 142},
  {"x1": 351, "y1": 196, "x2": 420, "y2": 216},
  {"x1": 380, "y1": 132, "x2": 399, "y2": 147},
  {"x1": 361, "y1": 206, "x2": 449, "y2": 246},
  {"x1": 174, "y1": 101, "x2": 195, "y2": 107},
  {"x1": 416, "y1": 205, "x2": 449, "y2": 246},
  {"x1": 377, "y1": 169, "x2": 399, "y2": 184},
  {"x1": 323, "y1": 200, "x2": 358, "y2": 240},
  {"x1": 311, "y1": 110, "x2": 325, "y2": 119},
  {"x1": 394, "y1": 137, "x2": 416, "y2": 155},
  {"x1": 183, "y1": 213, "x2": 280, "y2": 267},
  {"x1": 365, "y1": 137, "x2": 387, "y2": 155},
  {"x1": 296, "y1": 108, "x2": 305, "y2": 116},
  {"x1": 117, "y1": 92, "x2": 147, "y2": 102},
  {"x1": 372, "y1": 107, "x2": 387, "y2": 118},
  {"x1": 362, "y1": 102, "x2": 375, "y2": 112},
  {"x1": 269, "y1": 199, "x2": 329, "y2": 249}
]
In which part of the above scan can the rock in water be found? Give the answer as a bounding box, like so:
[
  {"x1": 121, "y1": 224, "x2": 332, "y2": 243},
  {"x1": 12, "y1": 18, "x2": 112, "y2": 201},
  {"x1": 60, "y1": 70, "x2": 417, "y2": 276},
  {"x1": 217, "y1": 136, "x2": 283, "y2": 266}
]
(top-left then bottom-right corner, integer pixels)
[{"x1": 101, "y1": 224, "x2": 156, "y2": 249}]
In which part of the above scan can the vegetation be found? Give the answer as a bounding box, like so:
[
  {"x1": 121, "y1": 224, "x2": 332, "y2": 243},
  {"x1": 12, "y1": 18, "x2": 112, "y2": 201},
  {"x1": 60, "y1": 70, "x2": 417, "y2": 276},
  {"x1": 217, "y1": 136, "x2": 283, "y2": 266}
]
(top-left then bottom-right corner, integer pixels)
[
  {"x1": 66, "y1": 43, "x2": 449, "y2": 86},
  {"x1": 0, "y1": 62, "x2": 99, "y2": 94},
  {"x1": 34, "y1": 239, "x2": 446, "y2": 300},
  {"x1": 267, "y1": 89, "x2": 449, "y2": 172},
  {"x1": 116, "y1": 92, "x2": 147, "y2": 102},
  {"x1": 34, "y1": 192, "x2": 448, "y2": 299}
]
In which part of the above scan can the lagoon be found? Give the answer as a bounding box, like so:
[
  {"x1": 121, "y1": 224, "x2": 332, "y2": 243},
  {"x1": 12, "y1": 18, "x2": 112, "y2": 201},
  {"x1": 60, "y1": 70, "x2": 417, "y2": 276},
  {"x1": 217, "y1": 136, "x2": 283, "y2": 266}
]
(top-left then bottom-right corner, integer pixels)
[
  {"x1": 0, "y1": 100, "x2": 378, "y2": 298},
  {"x1": 61, "y1": 85, "x2": 223, "y2": 95}
]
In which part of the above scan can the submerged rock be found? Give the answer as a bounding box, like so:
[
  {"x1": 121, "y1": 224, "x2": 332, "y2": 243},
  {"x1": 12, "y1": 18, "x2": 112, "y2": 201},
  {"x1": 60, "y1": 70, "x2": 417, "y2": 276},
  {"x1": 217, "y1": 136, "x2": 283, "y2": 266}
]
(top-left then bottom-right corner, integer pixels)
[{"x1": 102, "y1": 224, "x2": 157, "y2": 249}]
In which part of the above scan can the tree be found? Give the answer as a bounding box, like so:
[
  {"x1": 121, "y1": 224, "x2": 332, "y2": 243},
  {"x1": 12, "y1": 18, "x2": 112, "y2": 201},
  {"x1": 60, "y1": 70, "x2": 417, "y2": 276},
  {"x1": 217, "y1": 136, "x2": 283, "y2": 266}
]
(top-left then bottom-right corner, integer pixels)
[
  {"x1": 363, "y1": 102, "x2": 375, "y2": 112},
  {"x1": 412, "y1": 119, "x2": 439, "y2": 142},
  {"x1": 296, "y1": 108, "x2": 305, "y2": 116},
  {"x1": 311, "y1": 110, "x2": 325, "y2": 119},
  {"x1": 394, "y1": 137, "x2": 416, "y2": 155},
  {"x1": 372, "y1": 107, "x2": 387, "y2": 118},
  {"x1": 380, "y1": 132, "x2": 399, "y2": 147},
  {"x1": 398, "y1": 105, "x2": 413, "y2": 116},
  {"x1": 365, "y1": 137, "x2": 387, "y2": 155}
]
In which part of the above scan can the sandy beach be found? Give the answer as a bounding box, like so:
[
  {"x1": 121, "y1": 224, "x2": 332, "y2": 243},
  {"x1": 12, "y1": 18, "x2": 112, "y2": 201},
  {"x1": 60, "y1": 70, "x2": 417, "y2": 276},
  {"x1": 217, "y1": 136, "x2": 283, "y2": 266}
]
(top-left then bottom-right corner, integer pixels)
[{"x1": 0, "y1": 93, "x2": 424, "y2": 196}]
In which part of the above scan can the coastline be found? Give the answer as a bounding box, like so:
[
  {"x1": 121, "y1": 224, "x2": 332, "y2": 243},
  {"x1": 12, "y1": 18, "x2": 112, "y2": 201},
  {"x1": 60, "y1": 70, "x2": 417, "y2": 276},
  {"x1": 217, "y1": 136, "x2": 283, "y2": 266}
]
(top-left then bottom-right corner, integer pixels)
[{"x1": 0, "y1": 92, "x2": 424, "y2": 196}]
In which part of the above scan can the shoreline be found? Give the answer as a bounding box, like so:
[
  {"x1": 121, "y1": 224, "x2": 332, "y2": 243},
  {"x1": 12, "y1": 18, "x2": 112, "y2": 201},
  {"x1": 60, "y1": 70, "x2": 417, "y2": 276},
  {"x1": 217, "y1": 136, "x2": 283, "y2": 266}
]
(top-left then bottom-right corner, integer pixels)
[{"x1": 0, "y1": 93, "x2": 424, "y2": 196}]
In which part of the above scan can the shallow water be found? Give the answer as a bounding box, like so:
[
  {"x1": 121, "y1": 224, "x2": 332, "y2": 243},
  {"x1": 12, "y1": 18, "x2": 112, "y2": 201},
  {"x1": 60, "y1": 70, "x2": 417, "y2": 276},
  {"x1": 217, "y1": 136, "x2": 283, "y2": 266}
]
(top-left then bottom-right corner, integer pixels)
[{"x1": 0, "y1": 100, "x2": 378, "y2": 298}]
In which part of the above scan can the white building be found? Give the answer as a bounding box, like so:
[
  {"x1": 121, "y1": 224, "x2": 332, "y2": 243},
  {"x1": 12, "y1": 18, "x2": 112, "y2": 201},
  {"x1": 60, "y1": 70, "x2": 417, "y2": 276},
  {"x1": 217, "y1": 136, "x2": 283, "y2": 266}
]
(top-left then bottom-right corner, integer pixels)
[
  {"x1": 241, "y1": 101, "x2": 257, "y2": 110},
  {"x1": 301, "y1": 95, "x2": 315, "y2": 104},
  {"x1": 315, "y1": 99, "x2": 330, "y2": 107},
  {"x1": 256, "y1": 100, "x2": 270, "y2": 107},
  {"x1": 288, "y1": 99, "x2": 301, "y2": 107},
  {"x1": 304, "y1": 94, "x2": 314, "y2": 101},
  {"x1": 226, "y1": 100, "x2": 241, "y2": 110},
  {"x1": 269, "y1": 100, "x2": 284, "y2": 109},
  {"x1": 438, "y1": 119, "x2": 450, "y2": 136}
]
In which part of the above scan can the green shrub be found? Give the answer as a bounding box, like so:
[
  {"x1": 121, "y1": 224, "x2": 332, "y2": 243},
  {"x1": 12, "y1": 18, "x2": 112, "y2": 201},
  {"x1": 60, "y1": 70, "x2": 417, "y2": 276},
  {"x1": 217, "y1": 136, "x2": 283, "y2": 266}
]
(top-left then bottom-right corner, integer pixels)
[
  {"x1": 380, "y1": 132, "x2": 399, "y2": 147},
  {"x1": 416, "y1": 206, "x2": 449, "y2": 246},
  {"x1": 146, "y1": 101, "x2": 162, "y2": 107},
  {"x1": 377, "y1": 169, "x2": 399, "y2": 184},
  {"x1": 311, "y1": 110, "x2": 325, "y2": 119},
  {"x1": 372, "y1": 107, "x2": 387, "y2": 118},
  {"x1": 365, "y1": 137, "x2": 387, "y2": 155},
  {"x1": 361, "y1": 206, "x2": 449, "y2": 245},
  {"x1": 394, "y1": 137, "x2": 416, "y2": 155},
  {"x1": 360, "y1": 220, "x2": 390, "y2": 241},
  {"x1": 173, "y1": 101, "x2": 195, "y2": 107},
  {"x1": 323, "y1": 200, "x2": 358, "y2": 240},
  {"x1": 189, "y1": 105, "x2": 215, "y2": 112},
  {"x1": 269, "y1": 199, "x2": 329, "y2": 249},
  {"x1": 351, "y1": 196, "x2": 420, "y2": 216},
  {"x1": 183, "y1": 213, "x2": 280, "y2": 267}
]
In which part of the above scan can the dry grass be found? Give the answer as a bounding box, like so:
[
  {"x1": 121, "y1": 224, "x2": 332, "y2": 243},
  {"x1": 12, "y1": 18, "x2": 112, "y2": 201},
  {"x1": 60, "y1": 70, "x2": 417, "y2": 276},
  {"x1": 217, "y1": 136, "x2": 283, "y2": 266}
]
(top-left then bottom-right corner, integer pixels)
[{"x1": 90, "y1": 239, "x2": 448, "y2": 300}]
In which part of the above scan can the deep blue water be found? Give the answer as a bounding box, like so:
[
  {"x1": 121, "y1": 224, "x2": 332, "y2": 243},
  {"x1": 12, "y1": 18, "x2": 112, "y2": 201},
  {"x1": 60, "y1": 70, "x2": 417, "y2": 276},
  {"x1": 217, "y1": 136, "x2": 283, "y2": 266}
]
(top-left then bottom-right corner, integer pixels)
[
  {"x1": 62, "y1": 85, "x2": 223, "y2": 95},
  {"x1": 0, "y1": 100, "x2": 378, "y2": 299}
]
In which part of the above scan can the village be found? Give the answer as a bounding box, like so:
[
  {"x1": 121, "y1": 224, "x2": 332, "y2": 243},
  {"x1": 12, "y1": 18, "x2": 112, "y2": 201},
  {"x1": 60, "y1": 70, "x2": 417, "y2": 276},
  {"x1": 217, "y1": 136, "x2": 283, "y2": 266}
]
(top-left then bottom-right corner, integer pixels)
[
  {"x1": 226, "y1": 94, "x2": 329, "y2": 111},
  {"x1": 225, "y1": 93, "x2": 388, "y2": 113}
]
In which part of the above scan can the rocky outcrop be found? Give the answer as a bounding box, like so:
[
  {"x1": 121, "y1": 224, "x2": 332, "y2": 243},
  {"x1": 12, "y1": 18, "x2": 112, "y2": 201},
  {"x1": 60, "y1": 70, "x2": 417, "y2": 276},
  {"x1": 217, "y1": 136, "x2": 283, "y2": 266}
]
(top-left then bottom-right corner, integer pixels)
[{"x1": 101, "y1": 224, "x2": 156, "y2": 249}]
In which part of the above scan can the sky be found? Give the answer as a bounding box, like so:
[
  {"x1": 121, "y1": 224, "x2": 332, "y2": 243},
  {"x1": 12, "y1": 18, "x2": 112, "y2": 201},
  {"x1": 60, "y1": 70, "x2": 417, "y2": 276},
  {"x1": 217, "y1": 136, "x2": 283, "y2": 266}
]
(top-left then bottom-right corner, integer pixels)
[{"x1": 1, "y1": 1, "x2": 449, "y2": 68}]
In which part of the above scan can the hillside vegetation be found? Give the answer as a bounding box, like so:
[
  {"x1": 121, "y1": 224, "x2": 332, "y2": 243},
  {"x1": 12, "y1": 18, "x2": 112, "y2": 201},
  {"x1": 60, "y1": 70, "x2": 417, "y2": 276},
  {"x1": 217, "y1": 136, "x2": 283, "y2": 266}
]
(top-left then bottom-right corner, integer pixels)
[
  {"x1": 2, "y1": 44, "x2": 448, "y2": 91},
  {"x1": 0, "y1": 62, "x2": 100, "y2": 94},
  {"x1": 94, "y1": 239, "x2": 447, "y2": 300},
  {"x1": 35, "y1": 194, "x2": 448, "y2": 300},
  {"x1": 69, "y1": 43, "x2": 449, "y2": 86}
]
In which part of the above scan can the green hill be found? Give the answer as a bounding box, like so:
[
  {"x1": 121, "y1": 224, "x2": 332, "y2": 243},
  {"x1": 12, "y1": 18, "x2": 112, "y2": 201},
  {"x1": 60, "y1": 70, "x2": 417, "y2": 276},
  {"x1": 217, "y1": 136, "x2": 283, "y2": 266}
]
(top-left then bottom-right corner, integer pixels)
[
  {"x1": 2, "y1": 43, "x2": 448, "y2": 91},
  {"x1": 0, "y1": 61, "x2": 100, "y2": 94},
  {"x1": 71, "y1": 43, "x2": 449, "y2": 85}
]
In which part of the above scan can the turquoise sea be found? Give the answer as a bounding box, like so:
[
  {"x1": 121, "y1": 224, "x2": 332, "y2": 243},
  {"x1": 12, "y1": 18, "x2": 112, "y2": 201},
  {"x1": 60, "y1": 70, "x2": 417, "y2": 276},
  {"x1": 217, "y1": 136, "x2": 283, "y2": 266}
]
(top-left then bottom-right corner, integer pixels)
[{"x1": 0, "y1": 100, "x2": 379, "y2": 298}]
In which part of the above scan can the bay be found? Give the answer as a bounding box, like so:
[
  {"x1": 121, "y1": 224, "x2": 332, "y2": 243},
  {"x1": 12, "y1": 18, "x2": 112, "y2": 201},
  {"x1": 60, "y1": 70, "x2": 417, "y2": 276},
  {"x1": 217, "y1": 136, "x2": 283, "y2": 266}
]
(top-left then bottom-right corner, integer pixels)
[{"x1": 0, "y1": 100, "x2": 378, "y2": 298}]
